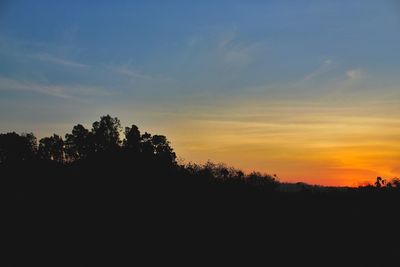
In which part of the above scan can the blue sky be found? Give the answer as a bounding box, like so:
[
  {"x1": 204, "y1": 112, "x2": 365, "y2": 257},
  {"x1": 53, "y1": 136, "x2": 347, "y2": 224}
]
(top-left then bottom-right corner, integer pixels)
[{"x1": 1, "y1": 1, "x2": 400, "y2": 184}]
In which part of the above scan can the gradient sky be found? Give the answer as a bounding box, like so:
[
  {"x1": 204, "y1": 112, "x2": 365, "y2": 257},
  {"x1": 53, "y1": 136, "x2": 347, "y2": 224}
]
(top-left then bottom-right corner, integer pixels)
[{"x1": 1, "y1": 0, "x2": 400, "y2": 186}]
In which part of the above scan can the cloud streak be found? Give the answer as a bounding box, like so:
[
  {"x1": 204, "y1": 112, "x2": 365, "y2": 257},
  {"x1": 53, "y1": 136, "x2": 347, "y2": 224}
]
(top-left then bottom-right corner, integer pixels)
[
  {"x1": 302, "y1": 58, "x2": 334, "y2": 81},
  {"x1": 346, "y1": 69, "x2": 363, "y2": 80},
  {"x1": 108, "y1": 65, "x2": 160, "y2": 81},
  {"x1": 217, "y1": 28, "x2": 266, "y2": 67},
  {"x1": 32, "y1": 53, "x2": 88, "y2": 68},
  {"x1": 0, "y1": 77, "x2": 111, "y2": 98},
  {"x1": 187, "y1": 27, "x2": 267, "y2": 68}
]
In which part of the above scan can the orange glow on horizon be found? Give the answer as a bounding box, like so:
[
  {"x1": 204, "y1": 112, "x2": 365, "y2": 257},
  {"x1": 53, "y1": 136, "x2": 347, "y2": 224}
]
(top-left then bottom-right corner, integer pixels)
[{"x1": 160, "y1": 101, "x2": 400, "y2": 187}]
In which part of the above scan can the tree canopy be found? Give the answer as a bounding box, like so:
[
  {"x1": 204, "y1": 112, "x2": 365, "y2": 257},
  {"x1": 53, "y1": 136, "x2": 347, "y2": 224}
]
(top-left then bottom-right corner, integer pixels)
[{"x1": 0, "y1": 115, "x2": 177, "y2": 167}]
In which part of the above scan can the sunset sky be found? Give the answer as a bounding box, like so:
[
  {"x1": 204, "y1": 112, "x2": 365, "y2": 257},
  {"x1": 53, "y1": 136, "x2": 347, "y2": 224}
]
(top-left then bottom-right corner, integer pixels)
[{"x1": 1, "y1": 1, "x2": 400, "y2": 186}]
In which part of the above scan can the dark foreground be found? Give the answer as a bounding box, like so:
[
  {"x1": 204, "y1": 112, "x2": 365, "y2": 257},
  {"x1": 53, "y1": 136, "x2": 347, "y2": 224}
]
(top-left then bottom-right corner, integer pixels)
[{"x1": 2, "y1": 160, "x2": 399, "y2": 267}]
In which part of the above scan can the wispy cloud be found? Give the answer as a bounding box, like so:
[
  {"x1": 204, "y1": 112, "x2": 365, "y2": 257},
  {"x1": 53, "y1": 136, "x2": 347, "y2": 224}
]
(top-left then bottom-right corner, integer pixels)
[
  {"x1": 217, "y1": 28, "x2": 265, "y2": 67},
  {"x1": 0, "y1": 77, "x2": 111, "y2": 98},
  {"x1": 109, "y1": 65, "x2": 155, "y2": 80},
  {"x1": 222, "y1": 42, "x2": 263, "y2": 67},
  {"x1": 346, "y1": 69, "x2": 363, "y2": 80},
  {"x1": 187, "y1": 27, "x2": 266, "y2": 68},
  {"x1": 217, "y1": 27, "x2": 237, "y2": 49},
  {"x1": 107, "y1": 64, "x2": 174, "y2": 84},
  {"x1": 32, "y1": 53, "x2": 88, "y2": 68},
  {"x1": 303, "y1": 59, "x2": 334, "y2": 81}
]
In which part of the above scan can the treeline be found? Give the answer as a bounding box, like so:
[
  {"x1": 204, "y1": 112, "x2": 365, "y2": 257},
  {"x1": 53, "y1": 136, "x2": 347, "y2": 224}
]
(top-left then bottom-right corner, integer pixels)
[
  {"x1": 0, "y1": 114, "x2": 279, "y2": 190},
  {"x1": 2, "y1": 114, "x2": 400, "y2": 194},
  {"x1": 1, "y1": 114, "x2": 399, "y2": 191},
  {"x1": 0, "y1": 115, "x2": 176, "y2": 165}
]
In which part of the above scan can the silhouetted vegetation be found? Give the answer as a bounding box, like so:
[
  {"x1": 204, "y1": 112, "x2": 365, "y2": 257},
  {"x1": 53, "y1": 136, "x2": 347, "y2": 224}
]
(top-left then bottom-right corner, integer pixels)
[{"x1": 1, "y1": 115, "x2": 399, "y2": 266}]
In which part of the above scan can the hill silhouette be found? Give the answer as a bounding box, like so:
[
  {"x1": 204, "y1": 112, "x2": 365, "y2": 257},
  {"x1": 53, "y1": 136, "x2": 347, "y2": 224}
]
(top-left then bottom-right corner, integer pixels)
[{"x1": 1, "y1": 115, "x2": 399, "y2": 266}]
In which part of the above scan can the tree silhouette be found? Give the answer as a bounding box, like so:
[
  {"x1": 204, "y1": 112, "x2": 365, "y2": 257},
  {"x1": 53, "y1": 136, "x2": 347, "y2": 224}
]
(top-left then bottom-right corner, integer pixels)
[
  {"x1": 91, "y1": 115, "x2": 121, "y2": 152},
  {"x1": 124, "y1": 125, "x2": 141, "y2": 153},
  {"x1": 23, "y1": 132, "x2": 38, "y2": 154},
  {"x1": 247, "y1": 171, "x2": 278, "y2": 188},
  {"x1": 140, "y1": 132, "x2": 154, "y2": 156},
  {"x1": 374, "y1": 177, "x2": 385, "y2": 188},
  {"x1": 151, "y1": 135, "x2": 176, "y2": 164},
  {"x1": 392, "y1": 178, "x2": 400, "y2": 188},
  {"x1": 65, "y1": 124, "x2": 92, "y2": 161},
  {"x1": 38, "y1": 134, "x2": 64, "y2": 163},
  {"x1": 0, "y1": 132, "x2": 37, "y2": 164}
]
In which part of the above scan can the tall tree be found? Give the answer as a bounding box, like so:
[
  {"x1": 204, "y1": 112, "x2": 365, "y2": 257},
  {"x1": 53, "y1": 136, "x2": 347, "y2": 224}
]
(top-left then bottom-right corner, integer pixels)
[
  {"x1": 38, "y1": 134, "x2": 64, "y2": 163},
  {"x1": 0, "y1": 132, "x2": 37, "y2": 164},
  {"x1": 91, "y1": 115, "x2": 121, "y2": 152},
  {"x1": 22, "y1": 132, "x2": 38, "y2": 155},
  {"x1": 140, "y1": 132, "x2": 154, "y2": 156},
  {"x1": 65, "y1": 124, "x2": 92, "y2": 161},
  {"x1": 151, "y1": 135, "x2": 176, "y2": 164},
  {"x1": 124, "y1": 125, "x2": 141, "y2": 152}
]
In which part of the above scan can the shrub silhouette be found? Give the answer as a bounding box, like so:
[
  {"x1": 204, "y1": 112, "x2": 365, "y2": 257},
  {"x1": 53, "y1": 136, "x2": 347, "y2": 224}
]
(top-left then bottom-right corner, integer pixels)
[{"x1": 375, "y1": 176, "x2": 385, "y2": 188}]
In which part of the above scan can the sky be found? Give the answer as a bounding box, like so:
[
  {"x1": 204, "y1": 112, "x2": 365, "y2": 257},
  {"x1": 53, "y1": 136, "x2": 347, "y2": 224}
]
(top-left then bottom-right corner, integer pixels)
[{"x1": 1, "y1": 0, "x2": 400, "y2": 186}]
